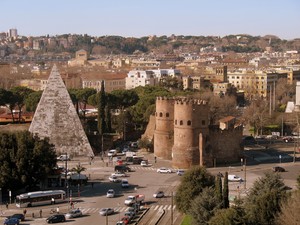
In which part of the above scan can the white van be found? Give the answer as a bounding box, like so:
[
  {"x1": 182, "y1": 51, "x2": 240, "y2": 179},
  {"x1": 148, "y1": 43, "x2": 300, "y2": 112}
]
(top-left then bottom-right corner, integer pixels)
[{"x1": 107, "y1": 149, "x2": 117, "y2": 157}]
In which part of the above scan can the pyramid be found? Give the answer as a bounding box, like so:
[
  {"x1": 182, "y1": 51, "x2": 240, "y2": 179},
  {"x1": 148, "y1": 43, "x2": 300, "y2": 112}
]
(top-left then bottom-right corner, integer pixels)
[{"x1": 29, "y1": 65, "x2": 94, "y2": 157}]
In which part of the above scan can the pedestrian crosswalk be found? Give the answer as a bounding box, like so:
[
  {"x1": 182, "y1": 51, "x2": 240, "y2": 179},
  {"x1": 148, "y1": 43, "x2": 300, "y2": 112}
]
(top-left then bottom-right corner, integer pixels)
[
  {"x1": 79, "y1": 204, "x2": 176, "y2": 214},
  {"x1": 129, "y1": 166, "x2": 158, "y2": 171}
]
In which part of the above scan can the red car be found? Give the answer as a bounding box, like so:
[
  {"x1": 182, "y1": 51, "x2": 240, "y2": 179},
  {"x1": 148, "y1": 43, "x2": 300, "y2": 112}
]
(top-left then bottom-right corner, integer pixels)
[{"x1": 121, "y1": 216, "x2": 131, "y2": 225}]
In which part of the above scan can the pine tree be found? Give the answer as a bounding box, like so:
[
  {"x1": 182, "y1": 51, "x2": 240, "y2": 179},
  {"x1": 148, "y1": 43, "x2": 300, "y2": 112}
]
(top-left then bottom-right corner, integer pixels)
[
  {"x1": 223, "y1": 172, "x2": 229, "y2": 208},
  {"x1": 215, "y1": 175, "x2": 223, "y2": 206},
  {"x1": 97, "y1": 80, "x2": 107, "y2": 136}
]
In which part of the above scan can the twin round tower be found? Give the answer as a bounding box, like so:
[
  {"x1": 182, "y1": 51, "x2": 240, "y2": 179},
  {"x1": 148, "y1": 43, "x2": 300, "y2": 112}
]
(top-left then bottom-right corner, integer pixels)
[{"x1": 154, "y1": 97, "x2": 243, "y2": 169}]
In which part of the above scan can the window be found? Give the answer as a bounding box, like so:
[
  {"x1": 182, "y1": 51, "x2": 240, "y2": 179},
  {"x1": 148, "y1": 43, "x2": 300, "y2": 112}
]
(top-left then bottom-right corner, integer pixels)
[
  {"x1": 202, "y1": 120, "x2": 206, "y2": 125},
  {"x1": 175, "y1": 120, "x2": 177, "y2": 125},
  {"x1": 180, "y1": 120, "x2": 183, "y2": 125},
  {"x1": 187, "y1": 120, "x2": 192, "y2": 126},
  {"x1": 166, "y1": 113, "x2": 169, "y2": 117},
  {"x1": 159, "y1": 112, "x2": 163, "y2": 117}
]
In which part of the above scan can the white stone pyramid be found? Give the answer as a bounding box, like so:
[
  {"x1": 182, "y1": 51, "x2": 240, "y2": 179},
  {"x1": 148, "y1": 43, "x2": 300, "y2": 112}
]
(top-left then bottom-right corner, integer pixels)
[{"x1": 29, "y1": 65, "x2": 94, "y2": 157}]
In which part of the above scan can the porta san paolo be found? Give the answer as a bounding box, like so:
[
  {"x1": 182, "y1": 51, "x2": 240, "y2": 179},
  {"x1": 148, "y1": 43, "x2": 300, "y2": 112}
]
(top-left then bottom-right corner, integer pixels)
[{"x1": 154, "y1": 97, "x2": 243, "y2": 169}]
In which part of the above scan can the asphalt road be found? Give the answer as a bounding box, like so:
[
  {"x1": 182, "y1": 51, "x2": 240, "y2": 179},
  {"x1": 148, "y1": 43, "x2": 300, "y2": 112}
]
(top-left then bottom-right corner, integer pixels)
[{"x1": 1, "y1": 144, "x2": 299, "y2": 225}]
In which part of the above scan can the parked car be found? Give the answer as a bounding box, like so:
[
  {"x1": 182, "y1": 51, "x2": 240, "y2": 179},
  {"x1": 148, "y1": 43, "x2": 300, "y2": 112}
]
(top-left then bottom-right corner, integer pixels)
[
  {"x1": 157, "y1": 167, "x2": 172, "y2": 173},
  {"x1": 111, "y1": 172, "x2": 126, "y2": 177},
  {"x1": 176, "y1": 169, "x2": 185, "y2": 176},
  {"x1": 57, "y1": 154, "x2": 70, "y2": 161},
  {"x1": 106, "y1": 189, "x2": 115, "y2": 198},
  {"x1": 46, "y1": 214, "x2": 66, "y2": 223},
  {"x1": 4, "y1": 218, "x2": 19, "y2": 225},
  {"x1": 116, "y1": 221, "x2": 126, "y2": 225},
  {"x1": 99, "y1": 208, "x2": 114, "y2": 216},
  {"x1": 273, "y1": 166, "x2": 285, "y2": 172},
  {"x1": 7, "y1": 214, "x2": 25, "y2": 221},
  {"x1": 282, "y1": 136, "x2": 294, "y2": 143},
  {"x1": 153, "y1": 191, "x2": 164, "y2": 198},
  {"x1": 109, "y1": 175, "x2": 121, "y2": 183},
  {"x1": 108, "y1": 149, "x2": 117, "y2": 157},
  {"x1": 65, "y1": 209, "x2": 82, "y2": 219},
  {"x1": 120, "y1": 216, "x2": 131, "y2": 225},
  {"x1": 124, "y1": 211, "x2": 135, "y2": 220},
  {"x1": 121, "y1": 179, "x2": 129, "y2": 188},
  {"x1": 228, "y1": 175, "x2": 243, "y2": 182},
  {"x1": 140, "y1": 161, "x2": 148, "y2": 167}
]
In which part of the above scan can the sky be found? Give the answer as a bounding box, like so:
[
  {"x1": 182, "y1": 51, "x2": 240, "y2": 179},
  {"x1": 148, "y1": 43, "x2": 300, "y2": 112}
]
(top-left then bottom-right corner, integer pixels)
[{"x1": 1, "y1": 0, "x2": 300, "y2": 40}]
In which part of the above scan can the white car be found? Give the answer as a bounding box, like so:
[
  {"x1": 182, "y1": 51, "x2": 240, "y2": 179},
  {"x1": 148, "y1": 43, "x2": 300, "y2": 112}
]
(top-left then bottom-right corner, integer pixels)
[
  {"x1": 140, "y1": 161, "x2": 148, "y2": 167},
  {"x1": 107, "y1": 149, "x2": 117, "y2": 157},
  {"x1": 153, "y1": 191, "x2": 164, "y2": 198},
  {"x1": 121, "y1": 179, "x2": 129, "y2": 188},
  {"x1": 111, "y1": 172, "x2": 127, "y2": 177},
  {"x1": 157, "y1": 167, "x2": 172, "y2": 173},
  {"x1": 57, "y1": 155, "x2": 70, "y2": 161},
  {"x1": 228, "y1": 175, "x2": 243, "y2": 182},
  {"x1": 106, "y1": 189, "x2": 115, "y2": 198},
  {"x1": 99, "y1": 208, "x2": 114, "y2": 216},
  {"x1": 65, "y1": 209, "x2": 82, "y2": 218},
  {"x1": 109, "y1": 175, "x2": 121, "y2": 183}
]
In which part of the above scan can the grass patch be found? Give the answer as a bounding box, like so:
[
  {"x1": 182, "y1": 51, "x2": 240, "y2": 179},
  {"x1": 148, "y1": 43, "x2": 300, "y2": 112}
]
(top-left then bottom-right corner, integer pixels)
[{"x1": 181, "y1": 215, "x2": 192, "y2": 225}]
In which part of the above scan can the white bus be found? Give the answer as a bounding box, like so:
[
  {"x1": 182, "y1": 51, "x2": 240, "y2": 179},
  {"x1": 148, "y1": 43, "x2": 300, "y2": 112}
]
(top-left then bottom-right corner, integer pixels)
[{"x1": 16, "y1": 190, "x2": 66, "y2": 208}]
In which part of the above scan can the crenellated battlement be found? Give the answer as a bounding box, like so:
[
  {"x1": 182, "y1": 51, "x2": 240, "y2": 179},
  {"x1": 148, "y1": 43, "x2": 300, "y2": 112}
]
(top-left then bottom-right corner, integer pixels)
[{"x1": 174, "y1": 97, "x2": 208, "y2": 106}]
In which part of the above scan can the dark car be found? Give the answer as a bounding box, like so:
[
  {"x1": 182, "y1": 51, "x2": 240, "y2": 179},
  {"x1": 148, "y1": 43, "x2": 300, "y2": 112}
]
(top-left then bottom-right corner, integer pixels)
[
  {"x1": 46, "y1": 214, "x2": 66, "y2": 223},
  {"x1": 272, "y1": 166, "x2": 285, "y2": 172},
  {"x1": 4, "y1": 218, "x2": 19, "y2": 225},
  {"x1": 7, "y1": 214, "x2": 25, "y2": 221}
]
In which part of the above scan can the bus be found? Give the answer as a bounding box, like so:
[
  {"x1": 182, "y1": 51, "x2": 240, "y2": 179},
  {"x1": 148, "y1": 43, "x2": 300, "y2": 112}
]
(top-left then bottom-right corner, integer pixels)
[{"x1": 16, "y1": 190, "x2": 66, "y2": 208}]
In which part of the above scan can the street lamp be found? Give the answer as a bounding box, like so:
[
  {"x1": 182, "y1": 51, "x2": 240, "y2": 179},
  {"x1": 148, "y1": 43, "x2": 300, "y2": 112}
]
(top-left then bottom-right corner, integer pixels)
[{"x1": 0, "y1": 188, "x2": 2, "y2": 207}]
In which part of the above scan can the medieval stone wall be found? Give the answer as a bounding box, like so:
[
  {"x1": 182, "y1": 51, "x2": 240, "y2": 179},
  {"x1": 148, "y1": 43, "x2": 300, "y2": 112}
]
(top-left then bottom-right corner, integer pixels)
[{"x1": 202, "y1": 125, "x2": 243, "y2": 167}]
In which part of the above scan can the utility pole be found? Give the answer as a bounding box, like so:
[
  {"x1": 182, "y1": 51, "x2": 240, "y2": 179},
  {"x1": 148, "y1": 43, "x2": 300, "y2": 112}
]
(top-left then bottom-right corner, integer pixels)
[
  {"x1": 171, "y1": 192, "x2": 173, "y2": 225},
  {"x1": 269, "y1": 84, "x2": 272, "y2": 116},
  {"x1": 65, "y1": 153, "x2": 68, "y2": 198},
  {"x1": 273, "y1": 81, "x2": 276, "y2": 111},
  {"x1": 243, "y1": 158, "x2": 247, "y2": 190}
]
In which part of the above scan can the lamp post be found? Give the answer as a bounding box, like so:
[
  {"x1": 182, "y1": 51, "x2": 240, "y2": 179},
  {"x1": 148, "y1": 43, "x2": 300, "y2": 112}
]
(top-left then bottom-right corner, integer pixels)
[
  {"x1": 243, "y1": 158, "x2": 247, "y2": 190},
  {"x1": 0, "y1": 188, "x2": 2, "y2": 207},
  {"x1": 64, "y1": 153, "x2": 68, "y2": 194}
]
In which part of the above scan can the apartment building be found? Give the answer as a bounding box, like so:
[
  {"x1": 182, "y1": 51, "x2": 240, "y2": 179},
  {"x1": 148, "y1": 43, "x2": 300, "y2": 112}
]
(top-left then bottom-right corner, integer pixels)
[
  {"x1": 82, "y1": 72, "x2": 126, "y2": 92},
  {"x1": 227, "y1": 70, "x2": 288, "y2": 98},
  {"x1": 125, "y1": 70, "x2": 157, "y2": 89}
]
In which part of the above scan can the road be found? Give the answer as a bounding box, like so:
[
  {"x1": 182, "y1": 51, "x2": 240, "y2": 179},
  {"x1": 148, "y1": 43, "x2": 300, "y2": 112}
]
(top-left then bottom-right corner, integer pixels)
[{"x1": 0, "y1": 143, "x2": 299, "y2": 225}]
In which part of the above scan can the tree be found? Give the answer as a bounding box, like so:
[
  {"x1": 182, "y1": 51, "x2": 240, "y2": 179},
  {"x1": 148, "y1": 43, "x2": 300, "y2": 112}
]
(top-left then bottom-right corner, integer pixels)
[
  {"x1": 10, "y1": 86, "x2": 34, "y2": 122},
  {"x1": 25, "y1": 91, "x2": 42, "y2": 112},
  {"x1": 175, "y1": 166, "x2": 215, "y2": 213},
  {"x1": 243, "y1": 99, "x2": 270, "y2": 135},
  {"x1": 189, "y1": 187, "x2": 222, "y2": 225},
  {"x1": 215, "y1": 175, "x2": 223, "y2": 205},
  {"x1": 244, "y1": 172, "x2": 287, "y2": 225},
  {"x1": 275, "y1": 191, "x2": 300, "y2": 225},
  {"x1": 110, "y1": 89, "x2": 139, "y2": 109},
  {"x1": 97, "y1": 80, "x2": 107, "y2": 136},
  {"x1": 68, "y1": 89, "x2": 80, "y2": 114},
  {"x1": 223, "y1": 172, "x2": 230, "y2": 208},
  {"x1": 71, "y1": 164, "x2": 87, "y2": 186},
  {"x1": 0, "y1": 131, "x2": 56, "y2": 191},
  {"x1": 0, "y1": 88, "x2": 10, "y2": 106},
  {"x1": 208, "y1": 206, "x2": 246, "y2": 225},
  {"x1": 77, "y1": 88, "x2": 97, "y2": 118}
]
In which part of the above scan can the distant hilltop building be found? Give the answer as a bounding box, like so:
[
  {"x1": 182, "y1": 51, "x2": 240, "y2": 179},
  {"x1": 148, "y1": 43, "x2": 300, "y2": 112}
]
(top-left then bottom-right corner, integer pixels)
[
  {"x1": 8, "y1": 28, "x2": 17, "y2": 38},
  {"x1": 29, "y1": 65, "x2": 94, "y2": 157},
  {"x1": 154, "y1": 97, "x2": 243, "y2": 168}
]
